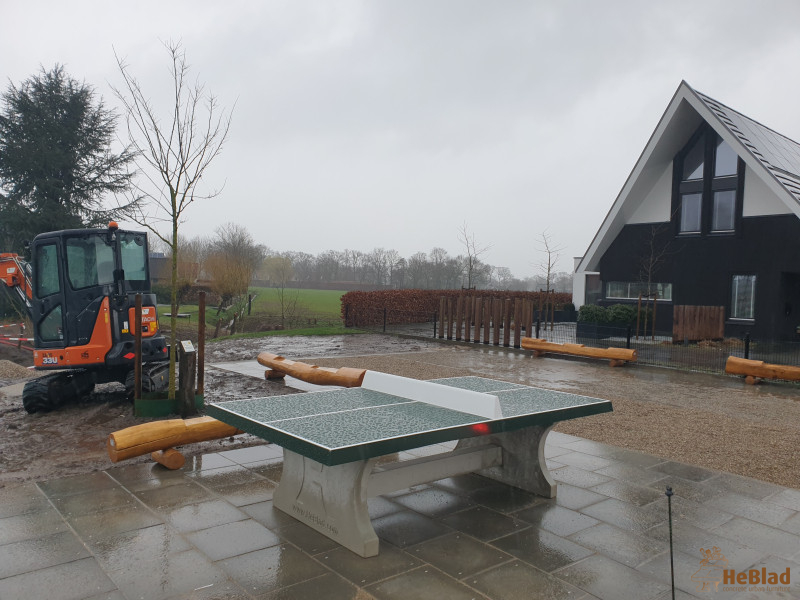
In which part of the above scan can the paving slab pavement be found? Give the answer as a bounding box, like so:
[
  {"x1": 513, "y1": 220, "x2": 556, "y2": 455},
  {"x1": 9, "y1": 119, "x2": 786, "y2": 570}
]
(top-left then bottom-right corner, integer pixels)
[{"x1": 2, "y1": 433, "x2": 800, "y2": 600}]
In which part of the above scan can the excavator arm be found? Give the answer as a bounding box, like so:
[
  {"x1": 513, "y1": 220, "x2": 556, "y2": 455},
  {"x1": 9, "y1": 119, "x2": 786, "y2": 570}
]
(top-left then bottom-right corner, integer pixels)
[{"x1": 0, "y1": 253, "x2": 33, "y2": 317}]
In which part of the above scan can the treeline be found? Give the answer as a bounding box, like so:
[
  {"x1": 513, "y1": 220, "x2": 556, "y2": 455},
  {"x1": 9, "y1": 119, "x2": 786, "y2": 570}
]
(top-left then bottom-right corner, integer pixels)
[
  {"x1": 259, "y1": 247, "x2": 573, "y2": 292},
  {"x1": 155, "y1": 224, "x2": 574, "y2": 296}
]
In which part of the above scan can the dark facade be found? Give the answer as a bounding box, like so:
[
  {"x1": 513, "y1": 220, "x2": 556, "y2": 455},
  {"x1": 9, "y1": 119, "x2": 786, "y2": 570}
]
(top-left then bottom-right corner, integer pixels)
[{"x1": 598, "y1": 215, "x2": 800, "y2": 340}]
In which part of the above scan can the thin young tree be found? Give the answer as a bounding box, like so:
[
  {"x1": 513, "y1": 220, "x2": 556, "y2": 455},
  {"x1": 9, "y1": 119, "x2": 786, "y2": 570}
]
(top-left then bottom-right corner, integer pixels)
[
  {"x1": 536, "y1": 230, "x2": 564, "y2": 330},
  {"x1": 457, "y1": 222, "x2": 491, "y2": 290},
  {"x1": 113, "y1": 41, "x2": 233, "y2": 399}
]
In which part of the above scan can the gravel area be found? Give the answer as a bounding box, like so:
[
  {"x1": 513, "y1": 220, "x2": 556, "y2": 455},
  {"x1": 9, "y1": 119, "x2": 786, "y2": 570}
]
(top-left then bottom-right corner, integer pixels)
[{"x1": 1, "y1": 334, "x2": 799, "y2": 490}]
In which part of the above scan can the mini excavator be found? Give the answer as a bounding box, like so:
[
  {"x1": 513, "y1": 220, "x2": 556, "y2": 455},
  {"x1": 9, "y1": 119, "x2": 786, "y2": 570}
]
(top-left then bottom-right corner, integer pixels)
[{"x1": 1, "y1": 222, "x2": 168, "y2": 413}]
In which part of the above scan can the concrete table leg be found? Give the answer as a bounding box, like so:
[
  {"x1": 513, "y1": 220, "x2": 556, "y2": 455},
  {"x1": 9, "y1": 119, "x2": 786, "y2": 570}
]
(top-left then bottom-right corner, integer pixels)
[
  {"x1": 455, "y1": 424, "x2": 556, "y2": 497},
  {"x1": 273, "y1": 450, "x2": 380, "y2": 557}
]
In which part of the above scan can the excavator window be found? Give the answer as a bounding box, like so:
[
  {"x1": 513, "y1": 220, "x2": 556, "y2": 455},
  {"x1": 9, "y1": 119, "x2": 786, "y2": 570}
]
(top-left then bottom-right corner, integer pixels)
[
  {"x1": 120, "y1": 232, "x2": 148, "y2": 283},
  {"x1": 35, "y1": 243, "x2": 60, "y2": 298},
  {"x1": 66, "y1": 234, "x2": 115, "y2": 289}
]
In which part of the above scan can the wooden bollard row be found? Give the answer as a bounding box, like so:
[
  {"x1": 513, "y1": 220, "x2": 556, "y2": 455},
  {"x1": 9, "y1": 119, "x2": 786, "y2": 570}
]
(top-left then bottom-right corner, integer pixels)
[{"x1": 521, "y1": 337, "x2": 637, "y2": 367}]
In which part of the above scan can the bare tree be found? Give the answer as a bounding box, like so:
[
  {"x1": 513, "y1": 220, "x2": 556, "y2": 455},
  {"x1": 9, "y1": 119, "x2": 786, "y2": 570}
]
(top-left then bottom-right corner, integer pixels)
[
  {"x1": 113, "y1": 41, "x2": 233, "y2": 399},
  {"x1": 457, "y1": 222, "x2": 491, "y2": 290},
  {"x1": 536, "y1": 231, "x2": 565, "y2": 330},
  {"x1": 264, "y1": 254, "x2": 298, "y2": 327}
]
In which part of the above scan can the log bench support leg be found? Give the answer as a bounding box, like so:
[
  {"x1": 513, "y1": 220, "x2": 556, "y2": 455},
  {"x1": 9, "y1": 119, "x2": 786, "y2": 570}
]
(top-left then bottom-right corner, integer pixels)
[
  {"x1": 455, "y1": 425, "x2": 556, "y2": 498},
  {"x1": 273, "y1": 450, "x2": 379, "y2": 557}
]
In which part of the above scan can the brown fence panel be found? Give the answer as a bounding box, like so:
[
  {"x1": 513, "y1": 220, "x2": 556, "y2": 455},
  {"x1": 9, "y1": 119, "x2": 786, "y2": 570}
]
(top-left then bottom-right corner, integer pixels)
[{"x1": 673, "y1": 305, "x2": 725, "y2": 342}]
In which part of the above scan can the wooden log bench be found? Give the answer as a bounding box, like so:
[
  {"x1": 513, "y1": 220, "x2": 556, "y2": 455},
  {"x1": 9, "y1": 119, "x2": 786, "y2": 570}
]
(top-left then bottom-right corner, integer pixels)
[
  {"x1": 725, "y1": 356, "x2": 800, "y2": 385},
  {"x1": 521, "y1": 337, "x2": 637, "y2": 367}
]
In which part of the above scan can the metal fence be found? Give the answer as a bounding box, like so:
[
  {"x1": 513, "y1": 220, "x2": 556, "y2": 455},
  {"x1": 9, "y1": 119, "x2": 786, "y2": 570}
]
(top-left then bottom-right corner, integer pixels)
[{"x1": 346, "y1": 307, "x2": 800, "y2": 377}]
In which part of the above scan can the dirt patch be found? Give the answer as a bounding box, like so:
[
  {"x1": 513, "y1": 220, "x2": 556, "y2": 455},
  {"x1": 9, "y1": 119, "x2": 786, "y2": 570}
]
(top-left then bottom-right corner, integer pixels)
[{"x1": 1, "y1": 334, "x2": 799, "y2": 490}]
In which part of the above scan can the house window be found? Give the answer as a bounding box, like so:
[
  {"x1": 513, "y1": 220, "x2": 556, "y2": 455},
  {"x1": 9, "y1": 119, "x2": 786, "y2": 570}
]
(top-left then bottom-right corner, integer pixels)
[
  {"x1": 606, "y1": 281, "x2": 673, "y2": 301},
  {"x1": 674, "y1": 128, "x2": 741, "y2": 235},
  {"x1": 731, "y1": 274, "x2": 756, "y2": 320}
]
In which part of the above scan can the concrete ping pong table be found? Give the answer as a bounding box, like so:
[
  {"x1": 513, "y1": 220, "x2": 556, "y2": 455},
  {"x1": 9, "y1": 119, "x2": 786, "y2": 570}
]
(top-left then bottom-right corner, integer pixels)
[{"x1": 206, "y1": 374, "x2": 612, "y2": 557}]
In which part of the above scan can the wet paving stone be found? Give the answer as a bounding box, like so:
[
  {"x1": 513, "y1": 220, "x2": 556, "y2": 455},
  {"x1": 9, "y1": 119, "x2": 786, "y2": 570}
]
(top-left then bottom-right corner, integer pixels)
[
  {"x1": 49, "y1": 486, "x2": 137, "y2": 519},
  {"x1": 710, "y1": 472, "x2": 786, "y2": 501},
  {"x1": 0, "y1": 556, "x2": 118, "y2": 600},
  {"x1": 37, "y1": 471, "x2": 117, "y2": 498},
  {"x1": 0, "y1": 483, "x2": 51, "y2": 518},
  {"x1": 514, "y1": 503, "x2": 599, "y2": 537},
  {"x1": 68, "y1": 503, "x2": 163, "y2": 541},
  {"x1": 241, "y1": 500, "x2": 296, "y2": 531},
  {"x1": 568, "y1": 523, "x2": 666, "y2": 568},
  {"x1": 319, "y1": 543, "x2": 421, "y2": 586},
  {"x1": 558, "y1": 437, "x2": 620, "y2": 458},
  {"x1": 409, "y1": 532, "x2": 512, "y2": 578},
  {"x1": 467, "y1": 484, "x2": 543, "y2": 513},
  {"x1": 551, "y1": 465, "x2": 613, "y2": 489},
  {"x1": 589, "y1": 480, "x2": 666, "y2": 507},
  {"x1": 0, "y1": 530, "x2": 90, "y2": 579},
  {"x1": 106, "y1": 548, "x2": 229, "y2": 600},
  {"x1": 218, "y1": 543, "x2": 329, "y2": 596},
  {"x1": 636, "y1": 549, "x2": 713, "y2": 597},
  {"x1": 260, "y1": 572, "x2": 362, "y2": 600},
  {"x1": 87, "y1": 524, "x2": 191, "y2": 572},
  {"x1": 181, "y1": 453, "x2": 239, "y2": 473},
  {"x1": 431, "y1": 473, "x2": 501, "y2": 496},
  {"x1": 553, "y1": 451, "x2": 615, "y2": 471},
  {"x1": 553, "y1": 483, "x2": 608, "y2": 511},
  {"x1": 441, "y1": 505, "x2": 529, "y2": 541},
  {"x1": 707, "y1": 491, "x2": 796, "y2": 528},
  {"x1": 664, "y1": 495, "x2": 735, "y2": 530},
  {"x1": 556, "y1": 553, "x2": 670, "y2": 599},
  {"x1": 162, "y1": 499, "x2": 248, "y2": 533},
  {"x1": 218, "y1": 443, "x2": 283, "y2": 464},
  {"x1": 468, "y1": 560, "x2": 587, "y2": 600},
  {"x1": 490, "y1": 527, "x2": 594, "y2": 573},
  {"x1": 392, "y1": 487, "x2": 475, "y2": 518},
  {"x1": 212, "y1": 478, "x2": 278, "y2": 506},
  {"x1": 767, "y1": 487, "x2": 800, "y2": 512},
  {"x1": 373, "y1": 510, "x2": 452, "y2": 548},
  {"x1": 646, "y1": 461, "x2": 716, "y2": 483},
  {"x1": 648, "y1": 475, "x2": 726, "y2": 504},
  {"x1": 134, "y1": 480, "x2": 216, "y2": 509},
  {"x1": 277, "y1": 520, "x2": 342, "y2": 555},
  {"x1": 0, "y1": 507, "x2": 69, "y2": 545},
  {"x1": 186, "y1": 518, "x2": 281, "y2": 561},
  {"x1": 581, "y1": 498, "x2": 667, "y2": 532},
  {"x1": 366, "y1": 565, "x2": 483, "y2": 600},
  {"x1": 711, "y1": 516, "x2": 800, "y2": 560},
  {"x1": 594, "y1": 462, "x2": 668, "y2": 486},
  {"x1": 644, "y1": 520, "x2": 766, "y2": 568}
]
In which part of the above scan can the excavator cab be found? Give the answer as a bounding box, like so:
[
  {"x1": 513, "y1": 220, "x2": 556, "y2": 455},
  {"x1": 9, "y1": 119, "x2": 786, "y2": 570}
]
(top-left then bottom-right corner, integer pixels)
[{"x1": 20, "y1": 222, "x2": 169, "y2": 412}]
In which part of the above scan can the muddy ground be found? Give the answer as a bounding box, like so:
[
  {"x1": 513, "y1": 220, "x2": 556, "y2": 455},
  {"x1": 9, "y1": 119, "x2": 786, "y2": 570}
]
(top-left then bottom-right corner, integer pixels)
[
  {"x1": 0, "y1": 335, "x2": 442, "y2": 487},
  {"x1": 2, "y1": 333, "x2": 800, "y2": 490}
]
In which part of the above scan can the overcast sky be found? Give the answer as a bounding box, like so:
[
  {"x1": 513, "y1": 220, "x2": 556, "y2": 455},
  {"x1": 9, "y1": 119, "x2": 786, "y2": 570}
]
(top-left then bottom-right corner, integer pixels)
[{"x1": 4, "y1": 1, "x2": 800, "y2": 278}]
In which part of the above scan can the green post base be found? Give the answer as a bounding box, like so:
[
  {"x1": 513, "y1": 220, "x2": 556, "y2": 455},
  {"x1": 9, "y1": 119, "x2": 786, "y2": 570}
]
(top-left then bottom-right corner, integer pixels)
[{"x1": 134, "y1": 393, "x2": 204, "y2": 417}]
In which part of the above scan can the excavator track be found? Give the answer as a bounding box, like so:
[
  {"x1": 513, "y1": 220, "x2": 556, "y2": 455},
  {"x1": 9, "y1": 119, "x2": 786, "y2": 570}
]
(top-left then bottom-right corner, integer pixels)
[
  {"x1": 124, "y1": 361, "x2": 170, "y2": 399},
  {"x1": 22, "y1": 370, "x2": 96, "y2": 414}
]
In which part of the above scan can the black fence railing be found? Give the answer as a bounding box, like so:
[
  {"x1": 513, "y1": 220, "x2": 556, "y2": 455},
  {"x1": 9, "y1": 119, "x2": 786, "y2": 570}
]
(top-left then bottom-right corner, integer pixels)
[{"x1": 346, "y1": 306, "x2": 800, "y2": 377}]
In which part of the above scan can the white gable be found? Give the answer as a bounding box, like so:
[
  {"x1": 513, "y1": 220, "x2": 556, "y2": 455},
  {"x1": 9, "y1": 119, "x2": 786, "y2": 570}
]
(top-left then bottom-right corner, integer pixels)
[{"x1": 576, "y1": 81, "x2": 800, "y2": 274}]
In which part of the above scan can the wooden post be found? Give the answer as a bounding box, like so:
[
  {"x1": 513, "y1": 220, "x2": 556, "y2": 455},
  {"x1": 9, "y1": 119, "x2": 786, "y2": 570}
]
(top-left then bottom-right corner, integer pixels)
[
  {"x1": 513, "y1": 298, "x2": 522, "y2": 348},
  {"x1": 474, "y1": 297, "x2": 482, "y2": 344},
  {"x1": 455, "y1": 296, "x2": 464, "y2": 341},
  {"x1": 526, "y1": 299, "x2": 534, "y2": 340},
  {"x1": 503, "y1": 298, "x2": 512, "y2": 347},
  {"x1": 198, "y1": 292, "x2": 206, "y2": 396},
  {"x1": 447, "y1": 298, "x2": 454, "y2": 340},
  {"x1": 438, "y1": 297, "x2": 445, "y2": 339},
  {"x1": 134, "y1": 294, "x2": 142, "y2": 401},
  {"x1": 464, "y1": 296, "x2": 472, "y2": 342},
  {"x1": 493, "y1": 298, "x2": 501, "y2": 346},
  {"x1": 483, "y1": 297, "x2": 490, "y2": 344},
  {"x1": 178, "y1": 341, "x2": 198, "y2": 418}
]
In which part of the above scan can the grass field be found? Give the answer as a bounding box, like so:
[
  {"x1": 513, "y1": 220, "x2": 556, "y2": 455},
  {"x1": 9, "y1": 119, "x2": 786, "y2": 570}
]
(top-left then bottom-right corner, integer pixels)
[{"x1": 157, "y1": 288, "x2": 347, "y2": 338}]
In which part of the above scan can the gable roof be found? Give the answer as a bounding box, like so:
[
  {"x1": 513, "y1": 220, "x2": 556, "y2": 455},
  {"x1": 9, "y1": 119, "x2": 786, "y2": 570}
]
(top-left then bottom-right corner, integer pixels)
[{"x1": 577, "y1": 81, "x2": 800, "y2": 272}]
